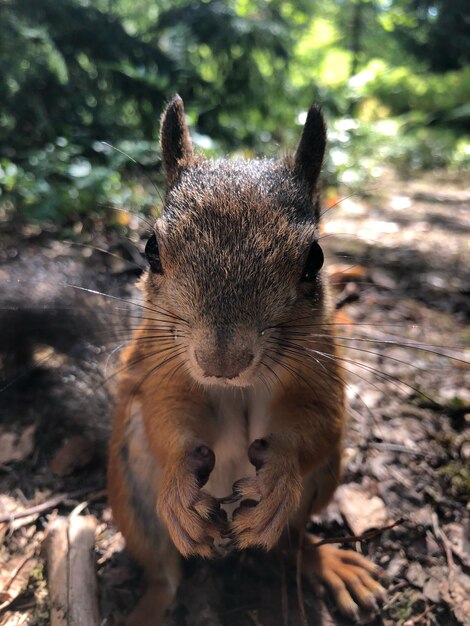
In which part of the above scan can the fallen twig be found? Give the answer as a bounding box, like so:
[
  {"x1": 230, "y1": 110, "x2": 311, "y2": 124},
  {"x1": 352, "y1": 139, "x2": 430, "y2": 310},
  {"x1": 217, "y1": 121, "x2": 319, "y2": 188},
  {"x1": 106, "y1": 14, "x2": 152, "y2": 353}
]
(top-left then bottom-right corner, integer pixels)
[
  {"x1": 381, "y1": 581, "x2": 408, "y2": 610},
  {"x1": 362, "y1": 441, "x2": 424, "y2": 457},
  {"x1": 47, "y1": 517, "x2": 68, "y2": 626},
  {"x1": 403, "y1": 602, "x2": 433, "y2": 625},
  {"x1": 0, "y1": 537, "x2": 41, "y2": 613},
  {"x1": 431, "y1": 512, "x2": 455, "y2": 579},
  {"x1": 309, "y1": 518, "x2": 405, "y2": 548},
  {"x1": 3, "y1": 553, "x2": 34, "y2": 593},
  {"x1": 0, "y1": 487, "x2": 105, "y2": 523}
]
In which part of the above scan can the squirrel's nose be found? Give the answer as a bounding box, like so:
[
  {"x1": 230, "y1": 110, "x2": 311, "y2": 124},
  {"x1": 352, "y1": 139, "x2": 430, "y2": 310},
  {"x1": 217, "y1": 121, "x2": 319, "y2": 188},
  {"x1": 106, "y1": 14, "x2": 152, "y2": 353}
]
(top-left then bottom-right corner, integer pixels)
[{"x1": 195, "y1": 348, "x2": 254, "y2": 379}]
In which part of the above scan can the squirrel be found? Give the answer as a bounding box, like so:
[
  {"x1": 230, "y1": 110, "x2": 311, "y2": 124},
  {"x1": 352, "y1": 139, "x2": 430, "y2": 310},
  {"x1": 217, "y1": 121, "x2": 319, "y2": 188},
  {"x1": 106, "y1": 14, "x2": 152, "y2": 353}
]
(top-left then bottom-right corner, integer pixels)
[{"x1": 107, "y1": 95, "x2": 386, "y2": 625}]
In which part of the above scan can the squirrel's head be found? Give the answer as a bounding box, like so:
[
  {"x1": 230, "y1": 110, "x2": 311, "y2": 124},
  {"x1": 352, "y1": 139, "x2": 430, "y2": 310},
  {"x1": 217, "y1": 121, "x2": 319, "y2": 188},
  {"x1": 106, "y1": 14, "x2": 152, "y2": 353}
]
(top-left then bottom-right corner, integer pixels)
[{"x1": 142, "y1": 95, "x2": 328, "y2": 388}]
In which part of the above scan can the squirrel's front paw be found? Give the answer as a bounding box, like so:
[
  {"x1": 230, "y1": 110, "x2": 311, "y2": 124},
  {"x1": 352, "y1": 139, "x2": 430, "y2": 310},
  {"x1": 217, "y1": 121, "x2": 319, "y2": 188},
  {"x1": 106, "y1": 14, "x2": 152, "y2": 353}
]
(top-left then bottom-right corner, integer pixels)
[
  {"x1": 157, "y1": 445, "x2": 227, "y2": 558},
  {"x1": 227, "y1": 438, "x2": 302, "y2": 550}
]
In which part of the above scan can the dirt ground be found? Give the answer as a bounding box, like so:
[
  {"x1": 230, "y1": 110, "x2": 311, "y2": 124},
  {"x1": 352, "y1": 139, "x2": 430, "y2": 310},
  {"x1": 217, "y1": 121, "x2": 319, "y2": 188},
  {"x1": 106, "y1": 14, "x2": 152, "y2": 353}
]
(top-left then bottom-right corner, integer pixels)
[{"x1": 0, "y1": 170, "x2": 469, "y2": 626}]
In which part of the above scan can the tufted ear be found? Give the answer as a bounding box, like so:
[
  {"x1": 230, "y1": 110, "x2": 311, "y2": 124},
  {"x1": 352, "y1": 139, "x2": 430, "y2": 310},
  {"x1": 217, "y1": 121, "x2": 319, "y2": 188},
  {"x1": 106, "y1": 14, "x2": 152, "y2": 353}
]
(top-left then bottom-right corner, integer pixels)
[
  {"x1": 294, "y1": 104, "x2": 327, "y2": 196},
  {"x1": 160, "y1": 94, "x2": 194, "y2": 185}
]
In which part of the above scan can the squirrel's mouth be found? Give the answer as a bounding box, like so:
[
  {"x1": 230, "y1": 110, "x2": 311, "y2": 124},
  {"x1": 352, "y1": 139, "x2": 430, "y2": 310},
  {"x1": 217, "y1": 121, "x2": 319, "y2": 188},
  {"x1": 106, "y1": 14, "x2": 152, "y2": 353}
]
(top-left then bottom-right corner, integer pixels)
[
  {"x1": 191, "y1": 366, "x2": 258, "y2": 388},
  {"x1": 198, "y1": 372, "x2": 255, "y2": 388}
]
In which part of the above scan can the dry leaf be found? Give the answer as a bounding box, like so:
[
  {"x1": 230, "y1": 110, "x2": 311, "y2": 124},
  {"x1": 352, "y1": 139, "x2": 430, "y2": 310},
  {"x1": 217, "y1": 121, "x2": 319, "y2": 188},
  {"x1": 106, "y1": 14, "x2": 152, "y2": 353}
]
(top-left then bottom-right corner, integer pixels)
[
  {"x1": 440, "y1": 567, "x2": 470, "y2": 626},
  {"x1": 0, "y1": 610, "x2": 35, "y2": 626},
  {"x1": 442, "y1": 522, "x2": 470, "y2": 568},
  {"x1": 422, "y1": 566, "x2": 445, "y2": 603},
  {"x1": 387, "y1": 555, "x2": 407, "y2": 579},
  {"x1": 0, "y1": 495, "x2": 18, "y2": 544},
  {"x1": 0, "y1": 552, "x2": 38, "y2": 612},
  {"x1": 0, "y1": 425, "x2": 35, "y2": 465},
  {"x1": 406, "y1": 562, "x2": 426, "y2": 588},
  {"x1": 370, "y1": 269, "x2": 398, "y2": 290},
  {"x1": 336, "y1": 483, "x2": 389, "y2": 535},
  {"x1": 371, "y1": 418, "x2": 421, "y2": 451}
]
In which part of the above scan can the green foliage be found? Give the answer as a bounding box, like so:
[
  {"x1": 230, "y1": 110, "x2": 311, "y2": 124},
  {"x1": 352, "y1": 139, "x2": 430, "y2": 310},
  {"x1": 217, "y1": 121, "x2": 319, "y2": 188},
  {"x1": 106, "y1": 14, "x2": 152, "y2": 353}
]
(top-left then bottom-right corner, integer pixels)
[
  {"x1": 1, "y1": 0, "x2": 301, "y2": 155},
  {"x1": 439, "y1": 461, "x2": 470, "y2": 502},
  {"x1": 0, "y1": 139, "x2": 163, "y2": 225},
  {"x1": 1, "y1": 0, "x2": 309, "y2": 224},
  {"x1": 381, "y1": 0, "x2": 470, "y2": 72},
  {"x1": 325, "y1": 116, "x2": 470, "y2": 190},
  {"x1": 363, "y1": 63, "x2": 470, "y2": 125},
  {"x1": 1, "y1": 0, "x2": 169, "y2": 151},
  {"x1": 0, "y1": 0, "x2": 469, "y2": 226}
]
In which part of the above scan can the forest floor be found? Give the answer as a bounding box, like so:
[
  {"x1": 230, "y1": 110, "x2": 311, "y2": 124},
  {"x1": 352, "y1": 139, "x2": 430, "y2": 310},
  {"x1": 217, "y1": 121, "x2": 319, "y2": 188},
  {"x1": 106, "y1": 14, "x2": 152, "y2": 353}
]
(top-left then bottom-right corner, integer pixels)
[{"x1": 0, "y1": 170, "x2": 469, "y2": 626}]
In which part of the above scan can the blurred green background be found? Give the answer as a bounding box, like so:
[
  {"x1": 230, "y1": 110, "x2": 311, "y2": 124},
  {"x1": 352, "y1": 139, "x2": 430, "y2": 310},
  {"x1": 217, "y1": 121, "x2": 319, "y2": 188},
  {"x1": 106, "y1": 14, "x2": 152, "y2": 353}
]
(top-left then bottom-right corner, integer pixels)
[{"x1": 1, "y1": 0, "x2": 469, "y2": 229}]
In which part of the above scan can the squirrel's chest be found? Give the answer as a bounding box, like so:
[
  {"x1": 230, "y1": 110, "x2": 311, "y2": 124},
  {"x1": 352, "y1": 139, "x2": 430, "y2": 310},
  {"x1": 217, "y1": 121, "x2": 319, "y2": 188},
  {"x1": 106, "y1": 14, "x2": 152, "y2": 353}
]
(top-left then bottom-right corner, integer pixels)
[{"x1": 205, "y1": 387, "x2": 270, "y2": 499}]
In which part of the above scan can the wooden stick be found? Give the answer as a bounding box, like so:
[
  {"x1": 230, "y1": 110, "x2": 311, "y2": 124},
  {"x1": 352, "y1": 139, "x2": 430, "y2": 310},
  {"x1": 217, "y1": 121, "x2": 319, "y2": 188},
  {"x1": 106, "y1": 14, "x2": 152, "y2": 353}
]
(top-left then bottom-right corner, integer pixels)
[
  {"x1": 46, "y1": 515, "x2": 100, "y2": 626},
  {"x1": 68, "y1": 515, "x2": 100, "y2": 626},
  {"x1": 47, "y1": 517, "x2": 68, "y2": 626}
]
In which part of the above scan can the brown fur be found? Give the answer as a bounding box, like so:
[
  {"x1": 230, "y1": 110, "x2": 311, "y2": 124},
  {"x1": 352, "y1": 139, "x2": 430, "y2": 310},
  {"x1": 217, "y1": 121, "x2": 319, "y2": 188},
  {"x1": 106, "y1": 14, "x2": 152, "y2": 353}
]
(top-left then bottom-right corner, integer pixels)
[{"x1": 107, "y1": 95, "x2": 385, "y2": 624}]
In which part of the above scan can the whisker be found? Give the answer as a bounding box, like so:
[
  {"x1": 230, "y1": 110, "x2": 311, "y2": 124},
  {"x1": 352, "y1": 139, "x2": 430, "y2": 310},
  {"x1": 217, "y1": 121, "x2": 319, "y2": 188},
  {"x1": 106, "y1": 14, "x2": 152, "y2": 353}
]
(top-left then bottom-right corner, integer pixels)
[
  {"x1": 61, "y1": 240, "x2": 145, "y2": 270},
  {"x1": 107, "y1": 205, "x2": 155, "y2": 231},
  {"x1": 282, "y1": 331, "x2": 468, "y2": 364},
  {"x1": 267, "y1": 337, "x2": 333, "y2": 379},
  {"x1": 160, "y1": 357, "x2": 188, "y2": 385},
  {"x1": 320, "y1": 190, "x2": 361, "y2": 217},
  {"x1": 277, "y1": 321, "x2": 467, "y2": 352},
  {"x1": 100, "y1": 141, "x2": 164, "y2": 204},
  {"x1": 267, "y1": 339, "x2": 396, "y2": 424},
  {"x1": 1, "y1": 293, "x2": 187, "y2": 328},
  {"x1": 90, "y1": 342, "x2": 186, "y2": 397},
  {"x1": 269, "y1": 316, "x2": 417, "y2": 330},
  {"x1": 259, "y1": 357, "x2": 285, "y2": 391},
  {"x1": 125, "y1": 347, "x2": 188, "y2": 407},
  {"x1": 65, "y1": 284, "x2": 189, "y2": 326},
  {"x1": 104, "y1": 342, "x2": 129, "y2": 378},
  {"x1": 296, "y1": 342, "x2": 439, "y2": 406},
  {"x1": 263, "y1": 352, "x2": 329, "y2": 402}
]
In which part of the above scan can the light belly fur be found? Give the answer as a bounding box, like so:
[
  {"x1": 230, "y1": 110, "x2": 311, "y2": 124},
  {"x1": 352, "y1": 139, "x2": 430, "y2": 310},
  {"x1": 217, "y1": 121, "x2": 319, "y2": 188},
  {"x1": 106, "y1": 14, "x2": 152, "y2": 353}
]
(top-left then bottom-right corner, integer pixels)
[{"x1": 205, "y1": 385, "x2": 271, "y2": 499}]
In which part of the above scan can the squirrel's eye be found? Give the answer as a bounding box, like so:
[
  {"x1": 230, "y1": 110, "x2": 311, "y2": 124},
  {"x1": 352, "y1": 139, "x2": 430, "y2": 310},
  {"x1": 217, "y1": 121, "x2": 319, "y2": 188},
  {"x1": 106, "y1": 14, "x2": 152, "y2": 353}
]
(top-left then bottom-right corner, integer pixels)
[
  {"x1": 300, "y1": 241, "x2": 324, "y2": 282},
  {"x1": 145, "y1": 234, "x2": 163, "y2": 274}
]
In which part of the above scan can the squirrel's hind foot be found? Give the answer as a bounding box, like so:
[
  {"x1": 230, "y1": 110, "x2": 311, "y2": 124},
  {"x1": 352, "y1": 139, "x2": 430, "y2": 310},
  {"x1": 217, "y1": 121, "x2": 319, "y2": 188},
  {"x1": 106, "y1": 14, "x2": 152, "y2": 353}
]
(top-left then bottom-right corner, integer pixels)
[{"x1": 303, "y1": 538, "x2": 386, "y2": 622}]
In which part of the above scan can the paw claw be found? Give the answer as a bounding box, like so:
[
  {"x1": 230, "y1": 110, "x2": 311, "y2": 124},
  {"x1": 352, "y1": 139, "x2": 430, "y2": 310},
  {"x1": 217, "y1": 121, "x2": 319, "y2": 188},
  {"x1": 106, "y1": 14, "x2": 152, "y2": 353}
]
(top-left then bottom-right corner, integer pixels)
[
  {"x1": 375, "y1": 586, "x2": 387, "y2": 603},
  {"x1": 231, "y1": 477, "x2": 250, "y2": 493},
  {"x1": 217, "y1": 493, "x2": 241, "y2": 505},
  {"x1": 363, "y1": 594, "x2": 379, "y2": 613}
]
